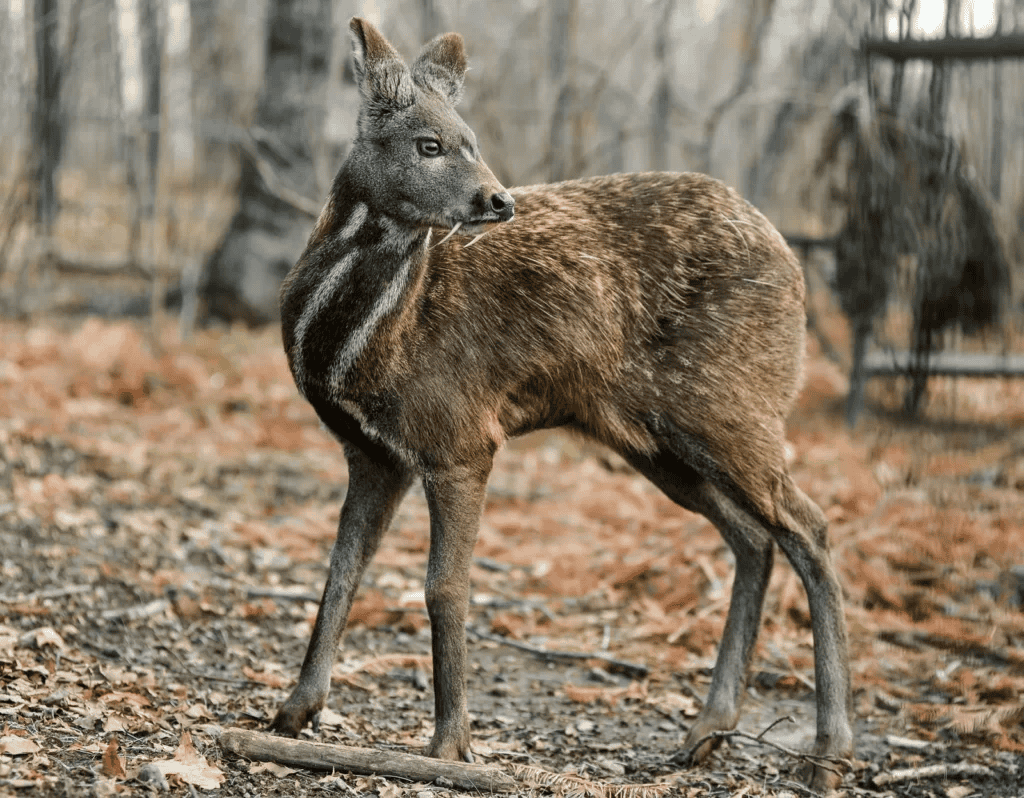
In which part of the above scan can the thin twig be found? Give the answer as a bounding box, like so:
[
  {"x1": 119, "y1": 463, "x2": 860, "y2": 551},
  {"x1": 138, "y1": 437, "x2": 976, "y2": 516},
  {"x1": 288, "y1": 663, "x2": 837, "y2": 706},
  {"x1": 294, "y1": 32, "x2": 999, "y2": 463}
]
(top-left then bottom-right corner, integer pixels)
[
  {"x1": 155, "y1": 644, "x2": 252, "y2": 686},
  {"x1": 0, "y1": 584, "x2": 94, "y2": 604},
  {"x1": 678, "y1": 716, "x2": 849, "y2": 779},
  {"x1": 239, "y1": 133, "x2": 320, "y2": 219},
  {"x1": 754, "y1": 714, "x2": 795, "y2": 741},
  {"x1": 466, "y1": 626, "x2": 648, "y2": 679},
  {"x1": 873, "y1": 762, "x2": 992, "y2": 786},
  {"x1": 246, "y1": 586, "x2": 321, "y2": 603},
  {"x1": 100, "y1": 598, "x2": 172, "y2": 622}
]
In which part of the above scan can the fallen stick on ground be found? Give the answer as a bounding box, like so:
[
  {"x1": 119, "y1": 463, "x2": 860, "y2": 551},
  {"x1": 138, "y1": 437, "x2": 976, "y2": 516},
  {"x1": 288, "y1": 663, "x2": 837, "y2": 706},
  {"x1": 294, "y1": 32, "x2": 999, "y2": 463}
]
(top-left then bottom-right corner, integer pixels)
[
  {"x1": 0, "y1": 584, "x2": 94, "y2": 603},
  {"x1": 466, "y1": 626, "x2": 649, "y2": 679},
  {"x1": 677, "y1": 716, "x2": 849, "y2": 781},
  {"x1": 872, "y1": 762, "x2": 993, "y2": 787},
  {"x1": 100, "y1": 598, "x2": 172, "y2": 622},
  {"x1": 218, "y1": 729, "x2": 517, "y2": 793}
]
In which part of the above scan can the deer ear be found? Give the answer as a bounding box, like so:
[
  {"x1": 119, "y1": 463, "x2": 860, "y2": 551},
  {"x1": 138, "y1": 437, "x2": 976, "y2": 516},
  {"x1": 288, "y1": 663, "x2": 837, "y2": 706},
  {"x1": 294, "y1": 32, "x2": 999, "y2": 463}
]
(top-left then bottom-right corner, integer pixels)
[
  {"x1": 349, "y1": 18, "x2": 415, "y2": 110},
  {"x1": 411, "y1": 32, "x2": 467, "y2": 104}
]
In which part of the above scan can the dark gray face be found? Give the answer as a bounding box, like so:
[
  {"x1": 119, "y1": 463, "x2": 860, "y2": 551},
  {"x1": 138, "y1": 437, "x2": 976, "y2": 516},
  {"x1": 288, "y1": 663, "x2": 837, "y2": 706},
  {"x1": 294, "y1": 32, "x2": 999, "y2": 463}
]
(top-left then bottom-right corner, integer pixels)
[
  {"x1": 347, "y1": 20, "x2": 513, "y2": 232},
  {"x1": 351, "y1": 87, "x2": 512, "y2": 231}
]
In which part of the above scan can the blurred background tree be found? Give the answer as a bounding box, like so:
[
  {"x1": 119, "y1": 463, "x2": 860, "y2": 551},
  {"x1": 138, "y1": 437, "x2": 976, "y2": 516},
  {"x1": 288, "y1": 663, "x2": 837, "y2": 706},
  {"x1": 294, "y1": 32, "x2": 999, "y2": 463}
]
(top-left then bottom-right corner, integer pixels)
[{"x1": 0, "y1": 0, "x2": 1021, "y2": 416}]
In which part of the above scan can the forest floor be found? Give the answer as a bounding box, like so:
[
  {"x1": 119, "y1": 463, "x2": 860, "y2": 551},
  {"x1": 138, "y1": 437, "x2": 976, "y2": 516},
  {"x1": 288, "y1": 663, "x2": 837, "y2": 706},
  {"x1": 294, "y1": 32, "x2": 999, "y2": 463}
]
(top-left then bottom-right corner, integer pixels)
[{"x1": 0, "y1": 317, "x2": 1022, "y2": 797}]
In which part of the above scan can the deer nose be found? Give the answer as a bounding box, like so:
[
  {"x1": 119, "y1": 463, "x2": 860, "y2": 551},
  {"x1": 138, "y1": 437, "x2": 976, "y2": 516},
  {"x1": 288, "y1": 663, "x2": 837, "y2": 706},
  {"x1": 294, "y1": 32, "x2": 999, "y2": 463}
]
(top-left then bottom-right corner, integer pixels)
[{"x1": 489, "y1": 191, "x2": 515, "y2": 222}]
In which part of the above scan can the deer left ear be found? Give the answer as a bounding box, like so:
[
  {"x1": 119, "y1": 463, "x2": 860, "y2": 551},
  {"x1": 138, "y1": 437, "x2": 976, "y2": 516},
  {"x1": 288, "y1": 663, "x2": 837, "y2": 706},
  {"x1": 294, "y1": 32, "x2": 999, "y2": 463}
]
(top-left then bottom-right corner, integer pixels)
[
  {"x1": 411, "y1": 32, "x2": 467, "y2": 104},
  {"x1": 349, "y1": 17, "x2": 415, "y2": 111}
]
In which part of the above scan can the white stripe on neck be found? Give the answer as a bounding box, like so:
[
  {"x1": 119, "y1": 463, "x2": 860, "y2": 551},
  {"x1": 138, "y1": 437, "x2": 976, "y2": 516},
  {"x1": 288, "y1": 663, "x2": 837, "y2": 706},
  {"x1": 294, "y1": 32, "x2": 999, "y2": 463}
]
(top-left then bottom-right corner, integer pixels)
[
  {"x1": 329, "y1": 254, "x2": 415, "y2": 390},
  {"x1": 290, "y1": 249, "x2": 357, "y2": 394},
  {"x1": 337, "y1": 202, "x2": 368, "y2": 242}
]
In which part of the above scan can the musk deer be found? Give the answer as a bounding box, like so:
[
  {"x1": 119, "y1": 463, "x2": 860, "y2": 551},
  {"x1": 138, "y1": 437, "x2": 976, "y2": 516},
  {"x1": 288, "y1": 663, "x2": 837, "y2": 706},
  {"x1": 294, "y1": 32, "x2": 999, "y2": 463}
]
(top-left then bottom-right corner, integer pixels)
[{"x1": 273, "y1": 17, "x2": 853, "y2": 791}]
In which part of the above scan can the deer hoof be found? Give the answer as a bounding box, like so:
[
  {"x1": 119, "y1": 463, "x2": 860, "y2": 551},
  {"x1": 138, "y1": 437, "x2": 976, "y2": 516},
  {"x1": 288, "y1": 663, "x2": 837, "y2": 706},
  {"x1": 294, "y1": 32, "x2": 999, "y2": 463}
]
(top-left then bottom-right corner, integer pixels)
[
  {"x1": 270, "y1": 698, "x2": 322, "y2": 737},
  {"x1": 802, "y1": 761, "x2": 844, "y2": 792},
  {"x1": 425, "y1": 727, "x2": 473, "y2": 762},
  {"x1": 675, "y1": 709, "x2": 737, "y2": 766}
]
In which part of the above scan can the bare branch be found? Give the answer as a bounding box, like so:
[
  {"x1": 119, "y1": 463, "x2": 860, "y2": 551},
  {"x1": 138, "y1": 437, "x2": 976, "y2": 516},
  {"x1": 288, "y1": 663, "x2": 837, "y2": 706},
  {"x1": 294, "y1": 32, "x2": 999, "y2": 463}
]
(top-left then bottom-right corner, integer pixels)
[
  {"x1": 864, "y1": 33, "x2": 1024, "y2": 61},
  {"x1": 219, "y1": 729, "x2": 518, "y2": 792},
  {"x1": 466, "y1": 626, "x2": 649, "y2": 679},
  {"x1": 677, "y1": 716, "x2": 851, "y2": 780},
  {"x1": 873, "y1": 762, "x2": 993, "y2": 786}
]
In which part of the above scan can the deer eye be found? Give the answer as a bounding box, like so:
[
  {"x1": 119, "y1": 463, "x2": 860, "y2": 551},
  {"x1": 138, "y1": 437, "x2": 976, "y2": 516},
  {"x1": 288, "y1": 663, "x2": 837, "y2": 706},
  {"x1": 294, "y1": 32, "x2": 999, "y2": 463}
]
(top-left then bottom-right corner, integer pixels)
[{"x1": 417, "y1": 139, "x2": 442, "y2": 158}]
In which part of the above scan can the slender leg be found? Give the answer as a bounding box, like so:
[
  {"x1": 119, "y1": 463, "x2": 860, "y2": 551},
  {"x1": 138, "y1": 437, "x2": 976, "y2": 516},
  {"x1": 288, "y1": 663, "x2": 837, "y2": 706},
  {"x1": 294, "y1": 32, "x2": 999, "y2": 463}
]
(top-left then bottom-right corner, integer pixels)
[
  {"x1": 271, "y1": 446, "x2": 413, "y2": 736},
  {"x1": 627, "y1": 454, "x2": 774, "y2": 764},
  {"x1": 420, "y1": 463, "x2": 490, "y2": 762},
  {"x1": 629, "y1": 447, "x2": 852, "y2": 790},
  {"x1": 771, "y1": 477, "x2": 853, "y2": 791},
  {"x1": 678, "y1": 484, "x2": 775, "y2": 763}
]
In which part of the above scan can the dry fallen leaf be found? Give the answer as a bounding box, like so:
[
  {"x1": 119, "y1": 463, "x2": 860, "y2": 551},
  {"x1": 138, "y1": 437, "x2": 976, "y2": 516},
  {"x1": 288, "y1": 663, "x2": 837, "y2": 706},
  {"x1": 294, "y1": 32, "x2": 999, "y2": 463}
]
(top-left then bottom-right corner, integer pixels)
[
  {"x1": 0, "y1": 736, "x2": 41, "y2": 756},
  {"x1": 150, "y1": 731, "x2": 224, "y2": 790},
  {"x1": 0, "y1": 625, "x2": 18, "y2": 655},
  {"x1": 18, "y1": 626, "x2": 65, "y2": 650},
  {"x1": 101, "y1": 737, "x2": 127, "y2": 778},
  {"x1": 250, "y1": 761, "x2": 299, "y2": 777},
  {"x1": 242, "y1": 665, "x2": 289, "y2": 688}
]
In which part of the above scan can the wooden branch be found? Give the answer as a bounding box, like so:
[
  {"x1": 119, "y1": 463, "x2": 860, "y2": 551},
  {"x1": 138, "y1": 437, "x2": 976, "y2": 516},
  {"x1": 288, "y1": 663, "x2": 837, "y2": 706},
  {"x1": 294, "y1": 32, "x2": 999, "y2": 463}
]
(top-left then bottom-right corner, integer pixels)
[
  {"x1": 0, "y1": 584, "x2": 93, "y2": 604},
  {"x1": 246, "y1": 586, "x2": 321, "y2": 603},
  {"x1": 864, "y1": 351, "x2": 1024, "y2": 379},
  {"x1": 782, "y1": 234, "x2": 836, "y2": 251},
  {"x1": 699, "y1": 0, "x2": 777, "y2": 173},
  {"x1": 218, "y1": 728, "x2": 517, "y2": 793},
  {"x1": 100, "y1": 598, "x2": 171, "y2": 622},
  {"x1": 878, "y1": 628, "x2": 1022, "y2": 668},
  {"x1": 53, "y1": 251, "x2": 154, "y2": 279},
  {"x1": 873, "y1": 762, "x2": 992, "y2": 786},
  {"x1": 678, "y1": 716, "x2": 850, "y2": 779},
  {"x1": 466, "y1": 626, "x2": 649, "y2": 679},
  {"x1": 239, "y1": 135, "x2": 321, "y2": 219},
  {"x1": 864, "y1": 33, "x2": 1024, "y2": 62}
]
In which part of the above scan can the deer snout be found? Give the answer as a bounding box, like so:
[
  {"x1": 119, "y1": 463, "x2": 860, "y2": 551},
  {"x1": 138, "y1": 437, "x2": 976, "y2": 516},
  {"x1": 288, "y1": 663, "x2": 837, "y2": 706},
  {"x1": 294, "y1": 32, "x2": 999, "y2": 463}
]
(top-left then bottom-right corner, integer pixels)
[{"x1": 489, "y1": 191, "x2": 515, "y2": 222}]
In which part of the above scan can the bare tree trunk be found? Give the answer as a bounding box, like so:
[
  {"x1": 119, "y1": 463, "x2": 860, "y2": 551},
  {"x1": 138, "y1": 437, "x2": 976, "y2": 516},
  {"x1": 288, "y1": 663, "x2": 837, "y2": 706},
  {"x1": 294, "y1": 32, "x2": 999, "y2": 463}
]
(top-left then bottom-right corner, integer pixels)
[
  {"x1": 548, "y1": 0, "x2": 578, "y2": 182},
  {"x1": 989, "y1": 4, "x2": 1005, "y2": 201},
  {"x1": 697, "y1": 0, "x2": 776, "y2": 175},
  {"x1": 904, "y1": 0, "x2": 958, "y2": 415},
  {"x1": 124, "y1": 0, "x2": 164, "y2": 276},
  {"x1": 202, "y1": 0, "x2": 332, "y2": 325},
  {"x1": 420, "y1": 0, "x2": 440, "y2": 43},
  {"x1": 31, "y1": 0, "x2": 62, "y2": 237},
  {"x1": 650, "y1": 0, "x2": 674, "y2": 172},
  {"x1": 140, "y1": 0, "x2": 162, "y2": 217}
]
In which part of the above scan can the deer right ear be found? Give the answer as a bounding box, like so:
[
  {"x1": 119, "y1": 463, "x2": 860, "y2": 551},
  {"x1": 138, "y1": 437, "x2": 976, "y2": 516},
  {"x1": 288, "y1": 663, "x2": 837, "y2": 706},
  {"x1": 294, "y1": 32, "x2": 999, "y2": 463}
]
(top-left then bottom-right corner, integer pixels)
[
  {"x1": 411, "y1": 32, "x2": 467, "y2": 104},
  {"x1": 349, "y1": 18, "x2": 415, "y2": 111}
]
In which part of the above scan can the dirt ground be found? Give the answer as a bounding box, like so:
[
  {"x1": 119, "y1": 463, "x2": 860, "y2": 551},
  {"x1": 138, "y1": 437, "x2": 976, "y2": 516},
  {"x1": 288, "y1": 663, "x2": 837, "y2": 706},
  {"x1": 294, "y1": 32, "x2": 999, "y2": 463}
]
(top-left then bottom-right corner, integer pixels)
[{"x1": 1, "y1": 317, "x2": 1023, "y2": 797}]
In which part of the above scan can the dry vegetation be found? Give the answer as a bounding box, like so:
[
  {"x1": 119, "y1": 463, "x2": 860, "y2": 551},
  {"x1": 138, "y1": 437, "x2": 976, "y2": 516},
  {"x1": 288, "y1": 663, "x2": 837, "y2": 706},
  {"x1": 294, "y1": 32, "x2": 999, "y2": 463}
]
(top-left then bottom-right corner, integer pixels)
[{"x1": 0, "y1": 312, "x2": 1022, "y2": 797}]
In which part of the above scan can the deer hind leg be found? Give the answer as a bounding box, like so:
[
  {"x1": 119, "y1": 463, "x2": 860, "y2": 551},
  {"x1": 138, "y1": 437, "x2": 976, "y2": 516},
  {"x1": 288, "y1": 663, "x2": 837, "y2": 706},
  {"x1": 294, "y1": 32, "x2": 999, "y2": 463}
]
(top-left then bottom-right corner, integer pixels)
[
  {"x1": 630, "y1": 424, "x2": 852, "y2": 790},
  {"x1": 770, "y1": 476, "x2": 853, "y2": 791},
  {"x1": 627, "y1": 452, "x2": 774, "y2": 765},
  {"x1": 271, "y1": 445, "x2": 414, "y2": 736}
]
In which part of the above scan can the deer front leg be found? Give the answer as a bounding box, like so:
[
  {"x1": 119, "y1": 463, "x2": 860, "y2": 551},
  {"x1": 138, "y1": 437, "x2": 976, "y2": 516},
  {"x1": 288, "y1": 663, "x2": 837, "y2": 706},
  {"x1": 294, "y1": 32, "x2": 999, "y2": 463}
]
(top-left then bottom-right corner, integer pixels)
[
  {"x1": 421, "y1": 464, "x2": 489, "y2": 762},
  {"x1": 271, "y1": 447, "x2": 413, "y2": 736}
]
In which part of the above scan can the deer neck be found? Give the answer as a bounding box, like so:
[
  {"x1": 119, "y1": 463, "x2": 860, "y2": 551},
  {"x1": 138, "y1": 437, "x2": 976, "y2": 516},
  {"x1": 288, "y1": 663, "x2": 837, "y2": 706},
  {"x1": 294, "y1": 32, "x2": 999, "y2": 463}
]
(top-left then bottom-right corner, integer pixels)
[{"x1": 285, "y1": 168, "x2": 430, "y2": 401}]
